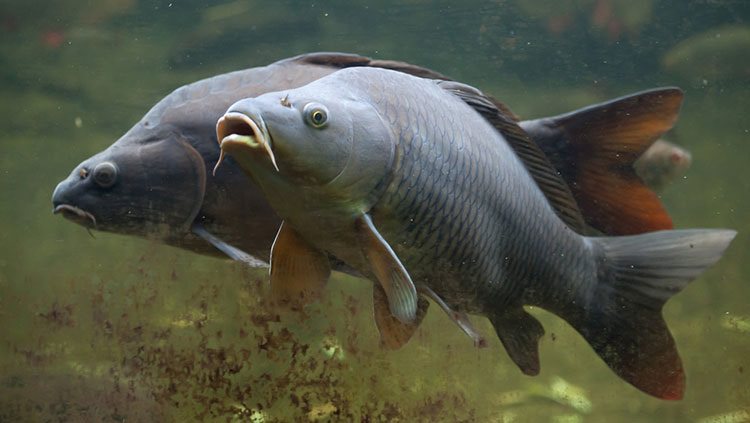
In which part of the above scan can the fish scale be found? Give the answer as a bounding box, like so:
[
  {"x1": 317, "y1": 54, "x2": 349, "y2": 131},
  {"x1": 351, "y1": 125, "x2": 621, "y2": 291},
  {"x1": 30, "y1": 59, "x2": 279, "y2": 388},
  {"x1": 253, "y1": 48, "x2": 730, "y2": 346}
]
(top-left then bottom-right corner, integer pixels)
[{"x1": 368, "y1": 75, "x2": 589, "y2": 313}]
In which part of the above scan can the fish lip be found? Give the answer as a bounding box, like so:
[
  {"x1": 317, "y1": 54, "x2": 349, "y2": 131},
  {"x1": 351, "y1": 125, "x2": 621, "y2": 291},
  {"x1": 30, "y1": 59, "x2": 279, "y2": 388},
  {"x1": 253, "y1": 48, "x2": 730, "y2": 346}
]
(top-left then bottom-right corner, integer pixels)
[
  {"x1": 53, "y1": 204, "x2": 97, "y2": 228},
  {"x1": 215, "y1": 112, "x2": 278, "y2": 174}
]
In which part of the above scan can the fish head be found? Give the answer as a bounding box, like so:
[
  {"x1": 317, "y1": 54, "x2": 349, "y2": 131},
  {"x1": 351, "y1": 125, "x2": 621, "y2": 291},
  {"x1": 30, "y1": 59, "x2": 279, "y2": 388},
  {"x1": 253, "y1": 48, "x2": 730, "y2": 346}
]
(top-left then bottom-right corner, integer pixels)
[
  {"x1": 216, "y1": 83, "x2": 394, "y2": 211},
  {"x1": 52, "y1": 124, "x2": 207, "y2": 240}
]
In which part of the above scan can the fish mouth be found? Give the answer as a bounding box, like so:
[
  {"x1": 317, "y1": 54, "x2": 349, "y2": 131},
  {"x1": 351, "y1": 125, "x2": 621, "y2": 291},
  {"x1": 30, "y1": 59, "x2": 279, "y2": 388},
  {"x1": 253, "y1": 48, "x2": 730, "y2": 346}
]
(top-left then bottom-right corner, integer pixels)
[
  {"x1": 214, "y1": 112, "x2": 278, "y2": 175},
  {"x1": 53, "y1": 204, "x2": 97, "y2": 228}
]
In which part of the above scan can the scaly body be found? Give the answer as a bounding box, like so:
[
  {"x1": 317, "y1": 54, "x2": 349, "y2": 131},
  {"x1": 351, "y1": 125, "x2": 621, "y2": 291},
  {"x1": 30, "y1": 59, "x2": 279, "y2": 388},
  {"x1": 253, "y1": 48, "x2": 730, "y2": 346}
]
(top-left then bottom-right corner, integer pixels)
[
  {"x1": 361, "y1": 73, "x2": 590, "y2": 314},
  {"x1": 217, "y1": 67, "x2": 734, "y2": 400}
]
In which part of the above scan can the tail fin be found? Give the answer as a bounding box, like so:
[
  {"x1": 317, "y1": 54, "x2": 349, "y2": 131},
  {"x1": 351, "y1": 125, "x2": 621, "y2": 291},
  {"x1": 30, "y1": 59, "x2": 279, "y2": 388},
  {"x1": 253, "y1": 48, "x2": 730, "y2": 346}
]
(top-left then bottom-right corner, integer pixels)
[
  {"x1": 520, "y1": 88, "x2": 684, "y2": 235},
  {"x1": 565, "y1": 229, "x2": 736, "y2": 399}
]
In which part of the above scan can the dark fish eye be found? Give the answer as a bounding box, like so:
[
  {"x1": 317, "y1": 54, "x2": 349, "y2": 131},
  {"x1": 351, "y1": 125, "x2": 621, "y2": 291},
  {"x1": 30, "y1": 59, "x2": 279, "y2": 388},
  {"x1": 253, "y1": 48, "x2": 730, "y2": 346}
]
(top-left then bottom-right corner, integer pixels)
[
  {"x1": 92, "y1": 161, "x2": 118, "y2": 188},
  {"x1": 303, "y1": 103, "x2": 329, "y2": 128}
]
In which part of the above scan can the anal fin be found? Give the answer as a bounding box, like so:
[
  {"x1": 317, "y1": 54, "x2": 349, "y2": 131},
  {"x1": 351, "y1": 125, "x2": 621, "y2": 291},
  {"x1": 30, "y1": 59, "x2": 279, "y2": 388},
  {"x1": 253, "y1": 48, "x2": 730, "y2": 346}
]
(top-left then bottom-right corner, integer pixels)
[
  {"x1": 270, "y1": 221, "x2": 331, "y2": 309},
  {"x1": 356, "y1": 214, "x2": 418, "y2": 324},
  {"x1": 488, "y1": 307, "x2": 545, "y2": 376},
  {"x1": 373, "y1": 284, "x2": 429, "y2": 349}
]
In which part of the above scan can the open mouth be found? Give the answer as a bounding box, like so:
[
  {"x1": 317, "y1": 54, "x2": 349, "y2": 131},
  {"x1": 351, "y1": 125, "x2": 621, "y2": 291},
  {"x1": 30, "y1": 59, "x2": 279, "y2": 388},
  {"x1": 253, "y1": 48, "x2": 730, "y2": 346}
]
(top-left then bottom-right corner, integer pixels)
[
  {"x1": 53, "y1": 204, "x2": 97, "y2": 228},
  {"x1": 214, "y1": 112, "x2": 278, "y2": 174}
]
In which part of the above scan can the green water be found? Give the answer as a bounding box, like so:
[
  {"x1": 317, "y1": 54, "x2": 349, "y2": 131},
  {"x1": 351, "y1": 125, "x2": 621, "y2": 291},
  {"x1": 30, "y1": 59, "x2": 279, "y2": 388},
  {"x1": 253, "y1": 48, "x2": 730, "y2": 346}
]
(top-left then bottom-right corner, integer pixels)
[{"x1": 1, "y1": 0, "x2": 748, "y2": 421}]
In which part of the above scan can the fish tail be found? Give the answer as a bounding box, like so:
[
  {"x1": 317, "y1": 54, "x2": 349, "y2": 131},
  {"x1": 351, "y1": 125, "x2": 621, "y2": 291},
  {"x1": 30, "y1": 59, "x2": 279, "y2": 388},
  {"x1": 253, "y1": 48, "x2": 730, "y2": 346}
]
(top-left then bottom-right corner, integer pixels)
[{"x1": 564, "y1": 229, "x2": 736, "y2": 399}]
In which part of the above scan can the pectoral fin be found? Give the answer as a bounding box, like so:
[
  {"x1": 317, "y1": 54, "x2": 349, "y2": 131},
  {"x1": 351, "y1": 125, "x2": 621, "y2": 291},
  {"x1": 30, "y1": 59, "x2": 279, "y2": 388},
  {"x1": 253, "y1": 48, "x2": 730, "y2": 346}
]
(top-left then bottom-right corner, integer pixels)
[
  {"x1": 373, "y1": 284, "x2": 429, "y2": 349},
  {"x1": 270, "y1": 221, "x2": 331, "y2": 308},
  {"x1": 355, "y1": 214, "x2": 418, "y2": 323},
  {"x1": 192, "y1": 224, "x2": 268, "y2": 268}
]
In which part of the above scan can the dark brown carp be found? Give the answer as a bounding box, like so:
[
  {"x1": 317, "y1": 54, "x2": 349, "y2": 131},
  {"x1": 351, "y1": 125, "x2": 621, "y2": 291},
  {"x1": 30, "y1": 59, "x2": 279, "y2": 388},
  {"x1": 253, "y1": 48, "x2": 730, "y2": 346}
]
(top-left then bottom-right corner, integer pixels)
[
  {"x1": 215, "y1": 67, "x2": 735, "y2": 400},
  {"x1": 52, "y1": 52, "x2": 685, "y2": 266}
]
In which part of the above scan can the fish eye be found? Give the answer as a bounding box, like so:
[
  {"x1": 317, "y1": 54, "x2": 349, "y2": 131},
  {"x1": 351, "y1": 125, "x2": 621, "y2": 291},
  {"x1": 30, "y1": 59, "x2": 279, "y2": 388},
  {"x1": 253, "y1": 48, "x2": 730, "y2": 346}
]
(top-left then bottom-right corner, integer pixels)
[
  {"x1": 303, "y1": 103, "x2": 329, "y2": 128},
  {"x1": 92, "y1": 161, "x2": 118, "y2": 188}
]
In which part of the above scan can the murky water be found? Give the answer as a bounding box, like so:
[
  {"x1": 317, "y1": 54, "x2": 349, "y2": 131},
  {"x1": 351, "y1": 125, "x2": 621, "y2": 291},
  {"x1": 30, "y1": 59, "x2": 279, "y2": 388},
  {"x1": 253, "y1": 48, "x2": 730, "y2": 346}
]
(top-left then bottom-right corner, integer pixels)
[{"x1": 1, "y1": 0, "x2": 748, "y2": 421}]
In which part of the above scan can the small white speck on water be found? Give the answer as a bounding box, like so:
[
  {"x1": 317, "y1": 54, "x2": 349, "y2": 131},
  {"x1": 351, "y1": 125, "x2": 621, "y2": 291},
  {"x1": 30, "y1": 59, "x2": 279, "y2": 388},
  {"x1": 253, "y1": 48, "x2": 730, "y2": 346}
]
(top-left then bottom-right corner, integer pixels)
[
  {"x1": 168, "y1": 2, "x2": 173, "y2": 7},
  {"x1": 74, "y1": 117, "x2": 82, "y2": 128}
]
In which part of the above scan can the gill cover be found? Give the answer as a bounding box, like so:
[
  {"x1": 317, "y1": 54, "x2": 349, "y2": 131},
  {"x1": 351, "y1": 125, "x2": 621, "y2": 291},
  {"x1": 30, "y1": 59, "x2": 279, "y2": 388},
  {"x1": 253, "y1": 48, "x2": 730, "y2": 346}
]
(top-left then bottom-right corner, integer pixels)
[{"x1": 137, "y1": 136, "x2": 207, "y2": 238}]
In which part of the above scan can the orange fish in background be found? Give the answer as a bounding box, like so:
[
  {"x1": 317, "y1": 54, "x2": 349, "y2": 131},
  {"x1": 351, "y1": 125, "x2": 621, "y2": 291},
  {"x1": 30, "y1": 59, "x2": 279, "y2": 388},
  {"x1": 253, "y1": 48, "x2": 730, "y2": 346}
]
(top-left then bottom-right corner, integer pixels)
[{"x1": 41, "y1": 30, "x2": 65, "y2": 48}]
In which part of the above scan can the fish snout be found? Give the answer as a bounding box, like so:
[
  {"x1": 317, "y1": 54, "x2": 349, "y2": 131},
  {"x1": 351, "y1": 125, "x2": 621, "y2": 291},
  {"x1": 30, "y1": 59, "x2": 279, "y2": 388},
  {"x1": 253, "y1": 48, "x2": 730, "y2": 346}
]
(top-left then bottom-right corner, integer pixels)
[
  {"x1": 51, "y1": 153, "x2": 122, "y2": 229},
  {"x1": 52, "y1": 168, "x2": 98, "y2": 227},
  {"x1": 216, "y1": 109, "x2": 278, "y2": 173}
]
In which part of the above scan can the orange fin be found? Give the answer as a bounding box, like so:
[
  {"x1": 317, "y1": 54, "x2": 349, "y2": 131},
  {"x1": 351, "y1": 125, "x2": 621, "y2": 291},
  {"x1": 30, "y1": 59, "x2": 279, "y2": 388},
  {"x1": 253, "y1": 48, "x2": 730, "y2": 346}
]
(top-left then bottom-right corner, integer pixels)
[
  {"x1": 521, "y1": 88, "x2": 684, "y2": 235},
  {"x1": 269, "y1": 221, "x2": 331, "y2": 309},
  {"x1": 373, "y1": 284, "x2": 429, "y2": 349}
]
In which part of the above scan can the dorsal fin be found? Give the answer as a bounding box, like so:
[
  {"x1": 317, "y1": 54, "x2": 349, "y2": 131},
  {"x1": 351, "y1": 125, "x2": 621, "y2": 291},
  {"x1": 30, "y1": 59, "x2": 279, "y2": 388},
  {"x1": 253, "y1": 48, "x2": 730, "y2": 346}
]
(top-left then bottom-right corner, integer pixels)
[
  {"x1": 290, "y1": 51, "x2": 374, "y2": 68},
  {"x1": 293, "y1": 52, "x2": 522, "y2": 120},
  {"x1": 291, "y1": 51, "x2": 451, "y2": 79},
  {"x1": 438, "y1": 80, "x2": 586, "y2": 233},
  {"x1": 520, "y1": 88, "x2": 684, "y2": 235}
]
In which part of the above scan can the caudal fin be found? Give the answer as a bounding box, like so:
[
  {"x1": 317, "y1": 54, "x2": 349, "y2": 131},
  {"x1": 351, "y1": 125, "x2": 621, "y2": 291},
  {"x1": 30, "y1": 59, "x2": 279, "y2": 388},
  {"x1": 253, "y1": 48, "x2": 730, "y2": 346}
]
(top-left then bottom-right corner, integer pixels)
[
  {"x1": 520, "y1": 88, "x2": 684, "y2": 235},
  {"x1": 565, "y1": 229, "x2": 736, "y2": 399}
]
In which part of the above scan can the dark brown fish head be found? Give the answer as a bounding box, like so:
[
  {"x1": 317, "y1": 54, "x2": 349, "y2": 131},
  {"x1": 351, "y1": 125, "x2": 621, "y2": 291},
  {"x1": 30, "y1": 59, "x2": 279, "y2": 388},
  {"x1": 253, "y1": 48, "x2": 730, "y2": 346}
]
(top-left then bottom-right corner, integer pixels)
[{"x1": 52, "y1": 124, "x2": 207, "y2": 241}]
